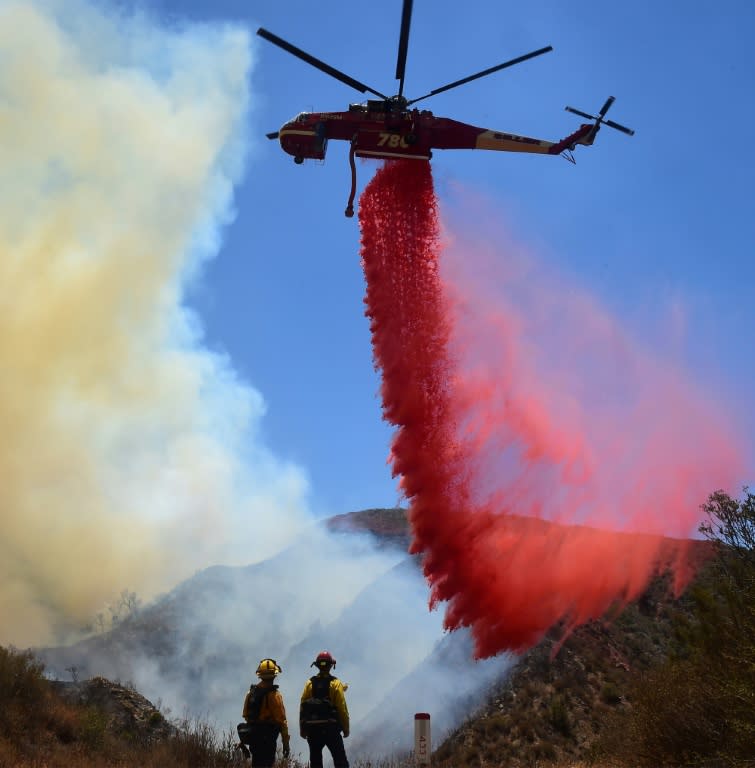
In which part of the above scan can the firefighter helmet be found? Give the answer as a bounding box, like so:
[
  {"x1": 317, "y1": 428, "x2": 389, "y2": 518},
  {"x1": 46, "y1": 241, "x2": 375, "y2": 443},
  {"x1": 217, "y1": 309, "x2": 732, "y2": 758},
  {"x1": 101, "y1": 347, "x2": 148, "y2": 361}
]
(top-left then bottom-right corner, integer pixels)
[
  {"x1": 256, "y1": 658, "x2": 282, "y2": 678},
  {"x1": 311, "y1": 650, "x2": 336, "y2": 669}
]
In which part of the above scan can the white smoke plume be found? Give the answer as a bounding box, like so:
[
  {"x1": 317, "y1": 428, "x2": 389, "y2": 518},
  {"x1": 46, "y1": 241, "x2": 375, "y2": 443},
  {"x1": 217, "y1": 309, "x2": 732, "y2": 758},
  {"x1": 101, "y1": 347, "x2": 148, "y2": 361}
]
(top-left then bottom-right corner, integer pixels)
[
  {"x1": 3, "y1": 3, "x2": 514, "y2": 756},
  {"x1": 40, "y1": 528, "x2": 503, "y2": 763},
  {"x1": 0, "y1": 0, "x2": 310, "y2": 647}
]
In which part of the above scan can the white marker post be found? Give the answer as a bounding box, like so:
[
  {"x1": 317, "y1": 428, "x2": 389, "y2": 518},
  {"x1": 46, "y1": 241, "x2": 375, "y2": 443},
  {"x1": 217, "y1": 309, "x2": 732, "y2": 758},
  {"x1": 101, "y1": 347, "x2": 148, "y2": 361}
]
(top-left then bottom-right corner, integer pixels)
[{"x1": 414, "y1": 713, "x2": 431, "y2": 766}]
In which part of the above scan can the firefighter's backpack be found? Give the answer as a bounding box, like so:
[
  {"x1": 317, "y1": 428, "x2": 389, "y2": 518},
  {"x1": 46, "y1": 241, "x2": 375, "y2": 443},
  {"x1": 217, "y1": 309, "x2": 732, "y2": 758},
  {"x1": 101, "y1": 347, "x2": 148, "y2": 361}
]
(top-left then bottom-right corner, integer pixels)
[
  {"x1": 300, "y1": 675, "x2": 338, "y2": 726},
  {"x1": 238, "y1": 685, "x2": 280, "y2": 745},
  {"x1": 247, "y1": 683, "x2": 276, "y2": 719}
]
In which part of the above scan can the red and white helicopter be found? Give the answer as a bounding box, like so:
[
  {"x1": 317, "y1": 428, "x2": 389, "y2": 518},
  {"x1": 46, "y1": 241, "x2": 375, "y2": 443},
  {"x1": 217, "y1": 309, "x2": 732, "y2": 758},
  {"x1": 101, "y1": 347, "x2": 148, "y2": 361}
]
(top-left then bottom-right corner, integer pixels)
[{"x1": 258, "y1": 0, "x2": 634, "y2": 217}]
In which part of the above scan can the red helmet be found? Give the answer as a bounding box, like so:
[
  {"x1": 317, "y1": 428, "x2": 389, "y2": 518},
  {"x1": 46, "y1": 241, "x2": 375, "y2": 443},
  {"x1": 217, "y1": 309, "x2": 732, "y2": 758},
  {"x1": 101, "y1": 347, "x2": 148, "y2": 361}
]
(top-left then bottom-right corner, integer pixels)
[{"x1": 312, "y1": 650, "x2": 336, "y2": 669}]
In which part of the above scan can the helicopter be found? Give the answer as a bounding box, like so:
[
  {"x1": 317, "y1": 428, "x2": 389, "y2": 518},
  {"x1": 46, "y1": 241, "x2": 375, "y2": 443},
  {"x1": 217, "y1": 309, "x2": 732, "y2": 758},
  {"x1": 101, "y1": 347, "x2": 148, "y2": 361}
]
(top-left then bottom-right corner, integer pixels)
[{"x1": 257, "y1": 1, "x2": 634, "y2": 217}]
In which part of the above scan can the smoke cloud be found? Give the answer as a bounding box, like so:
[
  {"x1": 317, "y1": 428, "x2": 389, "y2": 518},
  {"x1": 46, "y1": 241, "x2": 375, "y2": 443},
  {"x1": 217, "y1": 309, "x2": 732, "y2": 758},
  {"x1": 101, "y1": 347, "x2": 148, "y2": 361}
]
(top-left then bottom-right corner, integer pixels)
[
  {"x1": 4, "y1": 7, "x2": 500, "y2": 753},
  {"x1": 0, "y1": 0, "x2": 310, "y2": 647}
]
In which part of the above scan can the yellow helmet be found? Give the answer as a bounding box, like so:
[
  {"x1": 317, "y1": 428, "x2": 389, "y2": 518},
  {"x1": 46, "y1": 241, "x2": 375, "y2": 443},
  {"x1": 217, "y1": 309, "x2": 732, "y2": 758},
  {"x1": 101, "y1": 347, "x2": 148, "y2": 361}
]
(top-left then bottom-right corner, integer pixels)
[{"x1": 256, "y1": 658, "x2": 282, "y2": 678}]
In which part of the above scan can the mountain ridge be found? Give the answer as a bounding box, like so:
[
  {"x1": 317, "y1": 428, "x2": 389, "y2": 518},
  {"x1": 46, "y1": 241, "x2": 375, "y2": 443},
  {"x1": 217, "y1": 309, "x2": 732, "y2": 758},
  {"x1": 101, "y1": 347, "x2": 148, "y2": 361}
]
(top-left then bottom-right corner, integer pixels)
[{"x1": 38, "y1": 507, "x2": 713, "y2": 765}]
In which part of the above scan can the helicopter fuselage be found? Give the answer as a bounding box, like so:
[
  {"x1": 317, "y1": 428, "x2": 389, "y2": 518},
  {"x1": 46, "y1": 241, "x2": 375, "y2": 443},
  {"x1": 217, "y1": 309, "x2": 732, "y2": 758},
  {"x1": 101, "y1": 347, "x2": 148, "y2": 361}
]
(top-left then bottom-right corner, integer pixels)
[{"x1": 277, "y1": 104, "x2": 596, "y2": 164}]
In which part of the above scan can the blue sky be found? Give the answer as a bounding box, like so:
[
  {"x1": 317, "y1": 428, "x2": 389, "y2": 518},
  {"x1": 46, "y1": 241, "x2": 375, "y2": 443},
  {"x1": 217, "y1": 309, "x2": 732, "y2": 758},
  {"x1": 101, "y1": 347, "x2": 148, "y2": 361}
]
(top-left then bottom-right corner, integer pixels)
[{"x1": 154, "y1": 0, "x2": 754, "y2": 516}]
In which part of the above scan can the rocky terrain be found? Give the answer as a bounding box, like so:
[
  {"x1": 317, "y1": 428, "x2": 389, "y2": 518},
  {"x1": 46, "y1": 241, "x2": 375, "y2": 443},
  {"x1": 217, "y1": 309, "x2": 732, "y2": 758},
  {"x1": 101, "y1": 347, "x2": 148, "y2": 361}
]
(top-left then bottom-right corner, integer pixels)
[{"x1": 49, "y1": 677, "x2": 175, "y2": 744}]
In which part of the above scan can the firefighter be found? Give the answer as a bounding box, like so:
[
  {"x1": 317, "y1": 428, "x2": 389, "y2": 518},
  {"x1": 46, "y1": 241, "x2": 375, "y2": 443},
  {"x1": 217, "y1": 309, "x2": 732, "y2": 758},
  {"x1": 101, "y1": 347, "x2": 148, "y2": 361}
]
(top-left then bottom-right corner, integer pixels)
[
  {"x1": 237, "y1": 658, "x2": 290, "y2": 766},
  {"x1": 299, "y1": 650, "x2": 350, "y2": 768}
]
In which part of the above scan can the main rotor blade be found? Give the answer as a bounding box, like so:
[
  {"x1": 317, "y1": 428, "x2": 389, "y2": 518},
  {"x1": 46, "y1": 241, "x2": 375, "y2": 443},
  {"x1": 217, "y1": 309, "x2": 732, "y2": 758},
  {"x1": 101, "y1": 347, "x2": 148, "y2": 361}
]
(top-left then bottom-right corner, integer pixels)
[
  {"x1": 257, "y1": 28, "x2": 389, "y2": 99},
  {"x1": 599, "y1": 96, "x2": 615, "y2": 117},
  {"x1": 266, "y1": 132, "x2": 280, "y2": 140},
  {"x1": 565, "y1": 106, "x2": 595, "y2": 121},
  {"x1": 407, "y1": 45, "x2": 553, "y2": 106},
  {"x1": 395, "y1": 0, "x2": 413, "y2": 98},
  {"x1": 604, "y1": 119, "x2": 635, "y2": 136}
]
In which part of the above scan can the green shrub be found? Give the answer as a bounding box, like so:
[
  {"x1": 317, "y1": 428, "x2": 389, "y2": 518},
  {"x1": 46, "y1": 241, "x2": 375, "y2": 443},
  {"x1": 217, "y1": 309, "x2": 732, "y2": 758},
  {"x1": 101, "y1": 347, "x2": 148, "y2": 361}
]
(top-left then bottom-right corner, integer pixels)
[
  {"x1": 547, "y1": 695, "x2": 571, "y2": 737},
  {"x1": 80, "y1": 707, "x2": 108, "y2": 749},
  {"x1": 596, "y1": 489, "x2": 755, "y2": 767},
  {"x1": 0, "y1": 646, "x2": 48, "y2": 736}
]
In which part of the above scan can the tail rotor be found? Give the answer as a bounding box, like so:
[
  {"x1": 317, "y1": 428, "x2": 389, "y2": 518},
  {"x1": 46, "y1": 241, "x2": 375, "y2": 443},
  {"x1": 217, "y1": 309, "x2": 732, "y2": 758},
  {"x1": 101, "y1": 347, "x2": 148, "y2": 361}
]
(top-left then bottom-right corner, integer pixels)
[{"x1": 565, "y1": 96, "x2": 635, "y2": 136}]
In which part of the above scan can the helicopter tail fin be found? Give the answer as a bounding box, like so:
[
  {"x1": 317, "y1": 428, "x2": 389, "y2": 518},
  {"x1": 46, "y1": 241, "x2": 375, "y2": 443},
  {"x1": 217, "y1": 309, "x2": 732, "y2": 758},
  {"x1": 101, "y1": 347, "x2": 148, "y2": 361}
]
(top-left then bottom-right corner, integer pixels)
[{"x1": 548, "y1": 123, "x2": 598, "y2": 155}]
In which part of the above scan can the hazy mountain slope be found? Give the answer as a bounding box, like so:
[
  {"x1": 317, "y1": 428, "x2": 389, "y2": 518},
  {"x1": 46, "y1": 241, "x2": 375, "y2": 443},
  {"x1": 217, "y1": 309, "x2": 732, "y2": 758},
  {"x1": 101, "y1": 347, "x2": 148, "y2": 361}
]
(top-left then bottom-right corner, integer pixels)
[
  {"x1": 280, "y1": 556, "x2": 442, "y2": 705},
  {"x1": 40, "y1": 511, "x2": 469, "y2": 759},
  {"x1": 352, "y1": 629, "x2": 512, "y2": 759},
  {"x1": 39, "y1": 521, "x2": 409, "y2": 712},
  {"x1": 39, "y1": 508, "x2": 712, "y2": 765}
]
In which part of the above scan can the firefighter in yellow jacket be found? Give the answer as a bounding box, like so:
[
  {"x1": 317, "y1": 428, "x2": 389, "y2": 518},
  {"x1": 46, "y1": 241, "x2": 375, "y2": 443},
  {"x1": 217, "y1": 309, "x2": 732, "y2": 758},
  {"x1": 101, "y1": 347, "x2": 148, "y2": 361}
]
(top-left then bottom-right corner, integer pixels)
[
  {"x1": 299, "y1": 651, "x2": 349, "y2": 768},
  {"x1": 237, "y1": 658, "x2": 290, "y2": 766}
]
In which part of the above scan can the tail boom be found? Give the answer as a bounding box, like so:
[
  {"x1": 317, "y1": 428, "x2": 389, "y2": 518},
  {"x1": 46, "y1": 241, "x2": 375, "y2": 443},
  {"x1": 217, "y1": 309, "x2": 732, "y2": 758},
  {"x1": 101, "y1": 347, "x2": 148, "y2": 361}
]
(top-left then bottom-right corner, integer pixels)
[{"x1": 431, "y1": 117, "x2": 599, "y2": 156}]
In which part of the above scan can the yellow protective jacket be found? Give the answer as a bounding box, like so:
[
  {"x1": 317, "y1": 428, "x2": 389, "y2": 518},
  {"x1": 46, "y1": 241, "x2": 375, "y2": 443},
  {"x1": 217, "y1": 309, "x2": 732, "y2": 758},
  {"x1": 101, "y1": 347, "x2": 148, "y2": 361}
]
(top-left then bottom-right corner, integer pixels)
[
  {"x1": 243, "y1": 683, "x2": 290, "y2": 745},
  {"x1": 300, "y1": 673, "x2": 350, "y2": 737}
]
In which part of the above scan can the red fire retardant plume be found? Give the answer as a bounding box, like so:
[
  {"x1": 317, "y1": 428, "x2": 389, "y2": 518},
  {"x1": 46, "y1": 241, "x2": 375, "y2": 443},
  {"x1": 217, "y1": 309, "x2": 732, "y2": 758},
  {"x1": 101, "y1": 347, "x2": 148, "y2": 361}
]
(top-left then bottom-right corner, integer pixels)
[{"x1": 359, "y1": 160, "x2": 744, "y2": 657}]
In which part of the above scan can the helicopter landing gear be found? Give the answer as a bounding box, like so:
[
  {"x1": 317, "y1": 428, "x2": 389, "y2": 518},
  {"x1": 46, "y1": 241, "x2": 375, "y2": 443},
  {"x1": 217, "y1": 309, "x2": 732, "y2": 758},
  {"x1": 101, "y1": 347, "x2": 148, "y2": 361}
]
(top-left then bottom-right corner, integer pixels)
[
  {"x1": 294, "y1": 156, "x2": 304, "y2": 165},
  {"x1": 344, "y1": 139, "x2": 357, "y2": 218}
]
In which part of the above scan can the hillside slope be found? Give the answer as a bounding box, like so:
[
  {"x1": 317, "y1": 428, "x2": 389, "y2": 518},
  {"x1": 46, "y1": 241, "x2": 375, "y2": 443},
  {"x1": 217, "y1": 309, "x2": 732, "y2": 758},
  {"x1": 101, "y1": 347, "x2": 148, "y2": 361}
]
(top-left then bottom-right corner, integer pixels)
[
  {"x1": 39, "y1": 508, "x2": 712, "y2": 765},
  {"x1": 433, "y1": 572, "x2": 694, "y2": 767}
]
